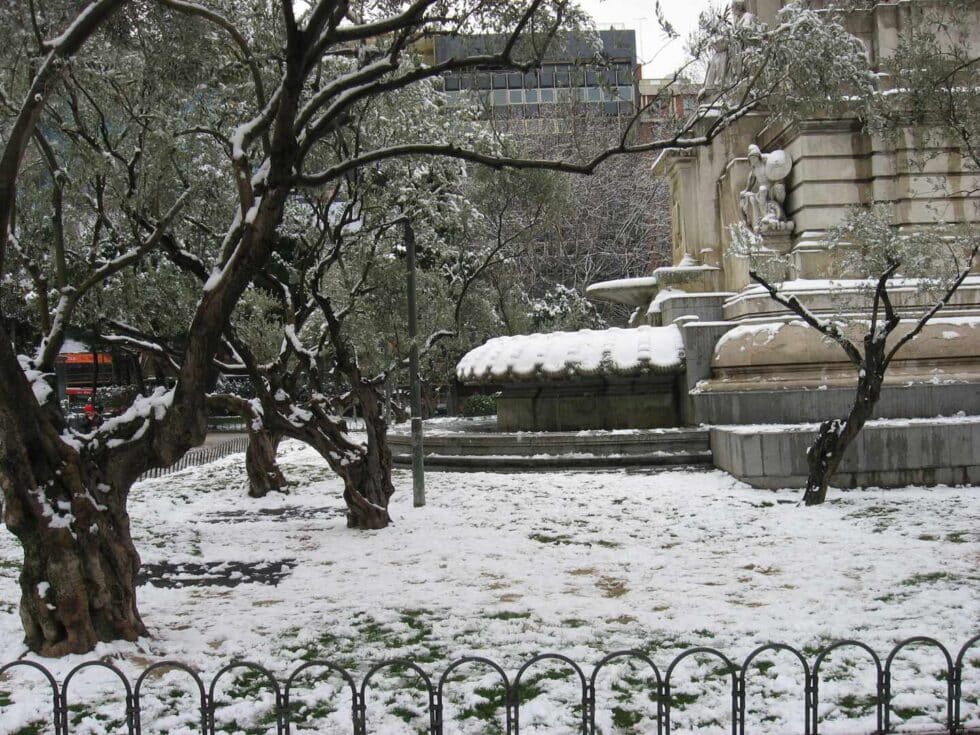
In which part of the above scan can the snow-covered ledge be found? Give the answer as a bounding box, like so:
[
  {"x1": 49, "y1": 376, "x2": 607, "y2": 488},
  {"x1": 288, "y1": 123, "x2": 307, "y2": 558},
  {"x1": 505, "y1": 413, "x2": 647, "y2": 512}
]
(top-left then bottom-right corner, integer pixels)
[
  {"x1": 457, "y1": 325, "x2": 685, "y2": 385},
  {"x1": 456, "y1": 325, "x2": 689, "y2": 431}
]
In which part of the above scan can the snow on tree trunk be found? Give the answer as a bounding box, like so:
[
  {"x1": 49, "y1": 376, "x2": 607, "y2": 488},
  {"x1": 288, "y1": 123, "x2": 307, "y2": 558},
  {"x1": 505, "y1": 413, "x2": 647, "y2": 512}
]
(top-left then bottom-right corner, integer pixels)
[
  {"x1": 341, "y1": 383, "x2": 393, "y2": 529},
  {"x1": 245, "y1": 427, "x2": 285, "y2": 498},
  {"x1": 803, "y1": 338, "x2": 886, "y2": 505},
  {"x1": 1, "y1": 440, "x2": 145, "y2": 656}
]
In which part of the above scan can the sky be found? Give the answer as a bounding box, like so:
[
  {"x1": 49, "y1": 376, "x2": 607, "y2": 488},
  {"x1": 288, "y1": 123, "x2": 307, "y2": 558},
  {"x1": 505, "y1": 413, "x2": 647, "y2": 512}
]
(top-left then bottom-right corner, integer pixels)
[{"x1": 577, "y1": 0, "x2": 720, "y2": 78}]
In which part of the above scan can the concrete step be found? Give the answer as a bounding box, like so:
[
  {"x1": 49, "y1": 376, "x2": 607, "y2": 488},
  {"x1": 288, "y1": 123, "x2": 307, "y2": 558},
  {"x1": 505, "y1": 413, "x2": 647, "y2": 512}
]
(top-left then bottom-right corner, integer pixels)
[
  {"x1": 391, "y1": 450, "x2": 713, "y2": 472},
  {"x1": 387, "y1": 427, "x2": 709, "y2": 458}
]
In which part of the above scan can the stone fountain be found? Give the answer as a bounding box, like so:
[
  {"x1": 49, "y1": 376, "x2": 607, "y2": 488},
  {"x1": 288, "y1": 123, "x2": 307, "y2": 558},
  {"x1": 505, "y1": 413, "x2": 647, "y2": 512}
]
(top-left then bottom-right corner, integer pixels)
[{"x1": 410, "y1": 0, "x2": 980, "y2": 484}]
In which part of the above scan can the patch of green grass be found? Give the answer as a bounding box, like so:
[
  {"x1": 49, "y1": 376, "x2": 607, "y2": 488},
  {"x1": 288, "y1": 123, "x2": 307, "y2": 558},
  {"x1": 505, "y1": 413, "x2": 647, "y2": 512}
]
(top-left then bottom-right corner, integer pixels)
[
  {"x1": 10, "y1": 724, "x2": 46, "y2": 735},
  {"x1": 893, "y1": 706, "x2": 928, "y2": 720},
  {"x1": 458, "y1": 684, "x2": 507, "y2": 726},
  {"x1": 837, "y1": 693, "x2": 878, "y2": 716},
  {"x1": 224, "y1": 668, "x2": 275, "y2": 700},
  {"x1": 945, "y1": 531, "x2": 968, "y2": 543},
  {"x1": 389, "y1": 704, "x2": 420, "y2": 722},
  {"x1": 487, "y1": 611, "x2": 531, "y2": 621},
  {"x1": 212, "y1": 667, "x2": 290, "y2": 734},
  {"x1": 612, "y1": 705, "x2": 643, "y2": 728},
  {"x1": 561, "y1": 618, "x2": 587, "y2": 628},
  {"x1": 67, "y1": 704, "x2": 124, "y2": 731},
  {"x1": 595, "y1": 539, "x2": 621, "y2": 549},
  {"x1": 671, "y1": 691, "x2": 699, "y2": 709},
  {"x1": 287, "y1": 697, "x2": 338, "y2": 726},
  {"x1": 528, "y1": 533, "x2": 575, "y2": 545},
  {"x1": 295, "y1": 631, "x2": 339, "y2": 661},
  {"x1": 900, "y1": 571, "x2": 954, "y2": 586},
  {"x1": 0, "y1": 690, "x2": 11, "y2": 707}
]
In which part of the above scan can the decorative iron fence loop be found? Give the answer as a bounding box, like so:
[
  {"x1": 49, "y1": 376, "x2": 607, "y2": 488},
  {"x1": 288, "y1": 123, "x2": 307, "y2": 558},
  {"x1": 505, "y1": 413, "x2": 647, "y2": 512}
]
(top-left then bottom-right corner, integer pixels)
[
  {"x1": 884, "y1": 637, "x2": 955, "y2": 734},
  {"x1": 739, "y1": 643, "x2": 810, "y2": 735},
  {"x1": 590, "y1": 649, "x2": 663, "y2": 735},
  {"x1": 208, "y1": 661, "x2": 283, "y2": 735},
  {"x1": 360, "y1": 659, "x2": 435, "y2": 734},
  {"x1": 134, "y1": 660, "x2": 207, "y2": 735},
  {"x1": 283, "y1": 659, "x2": 360, "y2": 735},
  {"x1": 62, "y1": 660, "x2": 134, "y2": 735},
  {"x1": 437, "y1": 656, "x2": 512, "y2": 735},
  {"x1": 513, "y1": 653, "x2": 588, "y2": 734},
  {"x1": 664, "y1": 646, "x2": 738, "y2": 735},
  {"x1": 812, "y1": 639, "x2": 884, "y2": 735},
  {"x1": 955, "y1": 634, "x2": 980, "y2": 732},
  {"x1": 0, "y1": 660, "x2": 61, "y2": 735}
]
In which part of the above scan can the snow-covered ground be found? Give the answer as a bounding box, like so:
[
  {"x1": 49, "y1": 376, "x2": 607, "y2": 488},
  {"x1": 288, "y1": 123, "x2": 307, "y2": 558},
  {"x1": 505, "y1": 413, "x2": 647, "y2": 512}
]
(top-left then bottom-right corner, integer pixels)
[{"x1": 0, "y1": 441, "x2": 977, "y2": 734}]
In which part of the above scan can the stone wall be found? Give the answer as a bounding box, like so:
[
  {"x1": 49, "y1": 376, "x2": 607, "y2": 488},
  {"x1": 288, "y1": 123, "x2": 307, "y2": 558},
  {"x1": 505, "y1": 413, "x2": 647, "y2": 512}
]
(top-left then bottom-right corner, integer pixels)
[
  {"x1": 711, "y1": 418, "x2": 980, "y2": 489},
  {"x1": 496, "y1": 375, "x2": 684, "y2": 431}
]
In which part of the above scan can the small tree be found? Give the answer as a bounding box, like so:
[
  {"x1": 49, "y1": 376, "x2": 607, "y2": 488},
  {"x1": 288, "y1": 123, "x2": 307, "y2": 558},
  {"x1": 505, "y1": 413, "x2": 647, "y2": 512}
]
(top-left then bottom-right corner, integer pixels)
[{"x1": 742, "y1": 208, "x2": 978, "y2": 505}]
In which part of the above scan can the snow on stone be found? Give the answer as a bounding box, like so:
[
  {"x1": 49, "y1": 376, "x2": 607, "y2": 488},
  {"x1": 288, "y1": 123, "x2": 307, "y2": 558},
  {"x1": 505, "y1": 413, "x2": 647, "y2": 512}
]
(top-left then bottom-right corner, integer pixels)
[
  {"x1": 586, "y1": 275, "x2": 659, "y2": 292},
  {"x1": 730, "y1": 275, "x2": 980, "y2": 303},
  {"x1": 457, "y1": 325, "x2": 685, "y2": 384},
  {"x1": 715, "y1": 320, "x2": 790, "y2": 351}
]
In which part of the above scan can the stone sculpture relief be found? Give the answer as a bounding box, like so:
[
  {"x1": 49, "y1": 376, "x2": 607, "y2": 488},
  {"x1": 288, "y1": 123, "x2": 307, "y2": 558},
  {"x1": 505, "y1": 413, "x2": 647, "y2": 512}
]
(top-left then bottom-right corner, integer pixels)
[
  {"x1": 698, "y1": 37, "x2": 730, "y2": 102},
  {"x1": 739, "y1": 144, "x2": 794, "y2": 234},
  {"x1": 698, "y1": 0, "x2": 756, "y2": 103}
]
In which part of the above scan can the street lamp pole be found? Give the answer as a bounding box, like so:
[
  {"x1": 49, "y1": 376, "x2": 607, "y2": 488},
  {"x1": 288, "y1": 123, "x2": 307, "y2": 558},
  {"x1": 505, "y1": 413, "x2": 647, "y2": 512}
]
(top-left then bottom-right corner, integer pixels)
[{"x1": 404, "y1": 220, "x2": 425, "y2": 507}]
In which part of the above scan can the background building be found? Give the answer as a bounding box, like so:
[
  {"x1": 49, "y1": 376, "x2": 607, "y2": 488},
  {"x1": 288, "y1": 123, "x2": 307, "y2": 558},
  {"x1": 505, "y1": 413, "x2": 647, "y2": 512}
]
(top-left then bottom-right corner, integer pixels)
[{"x1": 433, "y1": 29, "x2": 638, "y2": 124}]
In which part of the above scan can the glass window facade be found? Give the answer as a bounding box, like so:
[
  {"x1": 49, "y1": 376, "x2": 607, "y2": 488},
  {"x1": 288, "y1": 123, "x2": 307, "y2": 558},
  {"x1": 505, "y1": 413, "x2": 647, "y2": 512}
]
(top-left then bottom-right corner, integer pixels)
[{"x1": 435, "y1": 30, "x2": 637, "y2": 119}]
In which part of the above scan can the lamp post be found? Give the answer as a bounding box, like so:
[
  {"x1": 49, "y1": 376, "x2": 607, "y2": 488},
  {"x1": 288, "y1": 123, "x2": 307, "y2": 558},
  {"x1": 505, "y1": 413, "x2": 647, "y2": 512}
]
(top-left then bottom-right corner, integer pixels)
[{"x1": 404, "y1": 220, "x2": 425, "y2": 507}]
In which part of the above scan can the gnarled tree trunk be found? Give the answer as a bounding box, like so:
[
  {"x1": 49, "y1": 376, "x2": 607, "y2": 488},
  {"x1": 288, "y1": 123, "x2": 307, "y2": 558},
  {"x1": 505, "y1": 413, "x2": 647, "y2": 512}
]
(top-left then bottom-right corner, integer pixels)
[
  {"x1": 340, "y1": 382, "x2": 394, "y2": 529},
  {"x1": 245, "y1": 426, "x2": 285, "y2": 497},
  {"x1": 803, "y1": 345, "x2": 884, "y2": 505},
  {"x1": 1, "y1": 435, "x2": 145, "y2": 656}
]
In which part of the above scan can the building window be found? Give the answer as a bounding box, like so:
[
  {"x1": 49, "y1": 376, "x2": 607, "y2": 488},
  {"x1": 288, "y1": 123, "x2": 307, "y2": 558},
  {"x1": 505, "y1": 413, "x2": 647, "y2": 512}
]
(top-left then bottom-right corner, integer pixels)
[{"x1": 615, "y1": 85, "x2": 633, "y2": 101}]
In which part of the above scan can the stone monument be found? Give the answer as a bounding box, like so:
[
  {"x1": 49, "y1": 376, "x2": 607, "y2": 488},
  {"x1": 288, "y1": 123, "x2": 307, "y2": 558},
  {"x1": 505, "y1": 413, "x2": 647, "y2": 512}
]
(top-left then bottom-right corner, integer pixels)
[
  {"x1": 586, "y1": 0, "x2": 980, "y2": 487},
  {"x1": 455, "y1": 0, "x2": 980, "y2": 486}
]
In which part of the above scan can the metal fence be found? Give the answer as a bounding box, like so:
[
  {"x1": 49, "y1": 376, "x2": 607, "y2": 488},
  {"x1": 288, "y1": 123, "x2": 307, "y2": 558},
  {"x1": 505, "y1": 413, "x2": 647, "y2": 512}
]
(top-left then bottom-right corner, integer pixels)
[
  {"x1": 138, "y1": 436, "x2": 249, "y2": 480},
  {"x1": 2, "y1": 635, "x2": 978, "y2": 734}
]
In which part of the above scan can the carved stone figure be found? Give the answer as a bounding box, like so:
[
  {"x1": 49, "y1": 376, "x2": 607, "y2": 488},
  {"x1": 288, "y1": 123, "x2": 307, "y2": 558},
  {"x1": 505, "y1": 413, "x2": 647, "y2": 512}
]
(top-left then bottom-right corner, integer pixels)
[
  {"x1": 739, "y1": 144, "x2": 794, "y2": 234},
  {"x1": 698, "y1": 37, "x2": 730, "y2": 101},
  {"x1": 698, "y1": 3, "x2": 757, "y2": 104}
]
